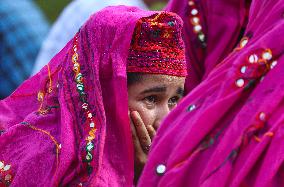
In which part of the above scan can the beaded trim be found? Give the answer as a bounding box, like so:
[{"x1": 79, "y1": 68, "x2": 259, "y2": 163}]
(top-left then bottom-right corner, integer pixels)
[
  {"x1": 187, "y1": 0, "x2": 206, "y2": 47},
  {"x1": 72, "y1": 34, "x2": 97, "y2": 175}
]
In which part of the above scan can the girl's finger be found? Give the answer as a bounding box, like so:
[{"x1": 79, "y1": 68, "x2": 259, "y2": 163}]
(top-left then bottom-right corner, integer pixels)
[
  {"x1": 130, "y1": 116, "x2": 145, "y2": 156},
  {"x1": 130, "y1": 111, "x2": 151, "y2": 153},
  {"x1": 146, "y1": 125, "x2": 156, "y2": 141}
]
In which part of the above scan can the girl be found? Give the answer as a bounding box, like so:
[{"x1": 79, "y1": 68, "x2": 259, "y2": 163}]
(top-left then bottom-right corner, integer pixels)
[{"x1": 0, "y1": 6, "x2": 187, "y2": 186}]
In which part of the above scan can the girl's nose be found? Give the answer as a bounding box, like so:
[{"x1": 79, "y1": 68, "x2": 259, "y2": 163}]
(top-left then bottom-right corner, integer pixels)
[{"x1": 153, "y1": 105, "x2": 170, "y2": 130}]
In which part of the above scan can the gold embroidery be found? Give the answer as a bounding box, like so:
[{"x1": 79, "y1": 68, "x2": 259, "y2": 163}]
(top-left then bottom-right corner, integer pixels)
[{"x1": 26, "y1": 124, "x2": 61, "y2": 170}]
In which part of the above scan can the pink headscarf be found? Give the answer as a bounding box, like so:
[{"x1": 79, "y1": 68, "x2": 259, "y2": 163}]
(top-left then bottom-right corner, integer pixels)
[
  {"x1": 139, "y1": 0, "x2": 284, "y2": 186},
  {"x1": 0, "y1": 6, "x2": 185, "y2": 186},
  {"x1": 165, "y1": 0, "x2": 250, "y2": 92}
]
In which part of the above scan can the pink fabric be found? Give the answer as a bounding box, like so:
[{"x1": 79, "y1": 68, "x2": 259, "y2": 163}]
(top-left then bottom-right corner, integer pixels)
[
  {"x1": 139, "y1": 1, "x2": 284, "y2": 186},
  {"x1": 165, "y1": 0, "x2": 250, "y2": 92},
  {"x1": 0, "y1": 6, "x2": 184, "y2": 186}
]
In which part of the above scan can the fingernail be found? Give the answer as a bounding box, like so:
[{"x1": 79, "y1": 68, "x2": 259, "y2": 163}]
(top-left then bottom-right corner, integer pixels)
[{"x1": 131, "y1": 111, "x2": 138, "y2": 116}]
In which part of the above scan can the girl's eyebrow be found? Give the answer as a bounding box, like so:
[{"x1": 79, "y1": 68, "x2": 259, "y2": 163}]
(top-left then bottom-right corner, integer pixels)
[
  {"x1": 176, "y1": 87, "x2": 184, "y2": 96},
  {"x1": 140, "y1": 86, "x2": 167, "y2": 94}
]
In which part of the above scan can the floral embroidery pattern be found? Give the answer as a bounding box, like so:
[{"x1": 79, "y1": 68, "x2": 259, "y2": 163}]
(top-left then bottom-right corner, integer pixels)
[{"x1": 235, "y1": 48, "x2": 277, "y2": 89}]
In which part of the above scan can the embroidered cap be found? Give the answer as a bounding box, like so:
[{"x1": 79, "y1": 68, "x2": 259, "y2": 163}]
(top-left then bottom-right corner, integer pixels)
[{"x1": 127, "y1": 12, "x2": 187, "y2": 77}]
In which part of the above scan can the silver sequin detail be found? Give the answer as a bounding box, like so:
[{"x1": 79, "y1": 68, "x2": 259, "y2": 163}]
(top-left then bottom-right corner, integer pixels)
[
  {"x1": 156, "y1": 164, "x2": 166, "y2": 175},
  {"x1": 236, "y1": 79, "x2": 245, "y2": 87}
]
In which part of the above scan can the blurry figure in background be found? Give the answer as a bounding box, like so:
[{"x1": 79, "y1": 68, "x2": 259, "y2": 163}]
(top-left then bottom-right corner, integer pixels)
[
  {"x1": 143, "y1": 0, "x2": 168, "y2": 10},
  {"x1": 32, "y1": 0, "x2": 149, "y2": 74},
  {"x1": 0, "y1": 0, "x2": 49, "y2": 99}
]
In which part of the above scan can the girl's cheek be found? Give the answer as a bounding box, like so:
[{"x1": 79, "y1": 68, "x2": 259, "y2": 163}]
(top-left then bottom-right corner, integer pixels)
[{"x1": 138, "y1": 108, "x2": 156, "y2": 127}]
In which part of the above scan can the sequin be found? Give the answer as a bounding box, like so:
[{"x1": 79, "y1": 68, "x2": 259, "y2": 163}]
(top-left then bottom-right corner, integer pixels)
[
  {"x1": 187, "y1": 104, "x2": 196, "y2": 112},
  {"x1": 198, "y1": 33, "x2": 205, "y2": 42},
  {"x1": 86, "y1": 142, "x2": 94, "y2": 152},
  {"x1": 77, "y1": 84, "x2": 84, "y2": 92},
  {"x1": 191, "y1": 17, "x2": 200, "y2": 25},
  {"x1": 37, "y1": 91, "x2": 44, "y2": 102},
  {"x1": 248, "y1": 54, "x2": 258, "y2": 63},
  {"x1": 188, "y1": 0, "x2": 195, "y2": 6},
  {"x1": 90, "y1": 122, "x2": 95, "y2": 128},
  {"x1": 236, "y1": 79, "x2": 245, "y2": 87},
  {"x1": 72, "y1": 53, "x2": 78, "y2": 63},
  {"x1": 86, "y1": 152, "x2": 93, "y2": 162},
  {"x1": 193, "y1": 25, "x2": 202, "y2": 33},
  {"x1": 3, "y1": 164, "x2": 11, "y2": 171},
  {"x1": 5, "y1": 174, "x2": 12, "y2": 181},
  {"x1": 240, "y1": 37, "x2": 249, "y2": 48},
  {"x1": 270, "y1": 60, "x2": 277, "y2": 69},
  {"x1": 73, "y1": 45, "x2": 77, "y2": 52},
  {"x1": 156, "y1": 164, "x2": 166, "y2": 175},
  {"x1": 240, "y1": 66, "x2": 247, "y2": 74},
  {"x1": 262, "y1": 49, "x2": 272, "y2": 61},
  {"x1": 87, "y1": 113, "x2": 92, "y2": 118},
  {"x1": 76, "y1": 73, "x2": 83, "y2": 83},
  {"x1": 0, "y1": 161, "x2": 4, "y2": 169},
  {"x1": 191, "y1": 9, "x2": 198, "y2": 16},
  {"x1": 73, "y1": 63, "x2": 80, "y2": 73},
  {"x1": 259, "y1": 112, "x2": 266, "y2": 121},
  {"x1": 82, "y1": 103, "x2": 88, "y2": 110}
]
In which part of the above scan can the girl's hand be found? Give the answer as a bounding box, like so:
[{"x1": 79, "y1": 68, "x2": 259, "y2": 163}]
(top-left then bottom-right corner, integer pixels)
[{"x1": 129, "y1": 111, "x2": 156, "y2": 184}]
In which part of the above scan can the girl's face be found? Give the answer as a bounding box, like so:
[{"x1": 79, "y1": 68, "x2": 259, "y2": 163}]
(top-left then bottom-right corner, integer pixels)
[{"x1": 128, "y1": 74, "x2": 185, "y2": 130}]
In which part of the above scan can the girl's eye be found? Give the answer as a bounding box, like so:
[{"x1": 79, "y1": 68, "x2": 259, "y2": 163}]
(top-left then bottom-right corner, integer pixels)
[
  {"x1": 168, "y1": 96, "x2": 180, "y2": 106},
  {"x1": 143, "y1": 95, "x2": 157, "y2": 104}
]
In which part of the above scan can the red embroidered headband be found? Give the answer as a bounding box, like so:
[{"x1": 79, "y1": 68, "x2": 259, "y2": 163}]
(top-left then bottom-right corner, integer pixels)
[{"x1": 127, "y1": 12, "x2": 187, "y2": 77}]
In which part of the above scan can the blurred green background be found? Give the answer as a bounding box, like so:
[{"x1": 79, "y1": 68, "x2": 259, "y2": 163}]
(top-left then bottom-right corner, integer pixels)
[
  {"x1": 36, "y1": 0, "x2": 72, "y2": 23},
  {"x1": 35, "y1": 0, "x2": 167, "y2": 23}
]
